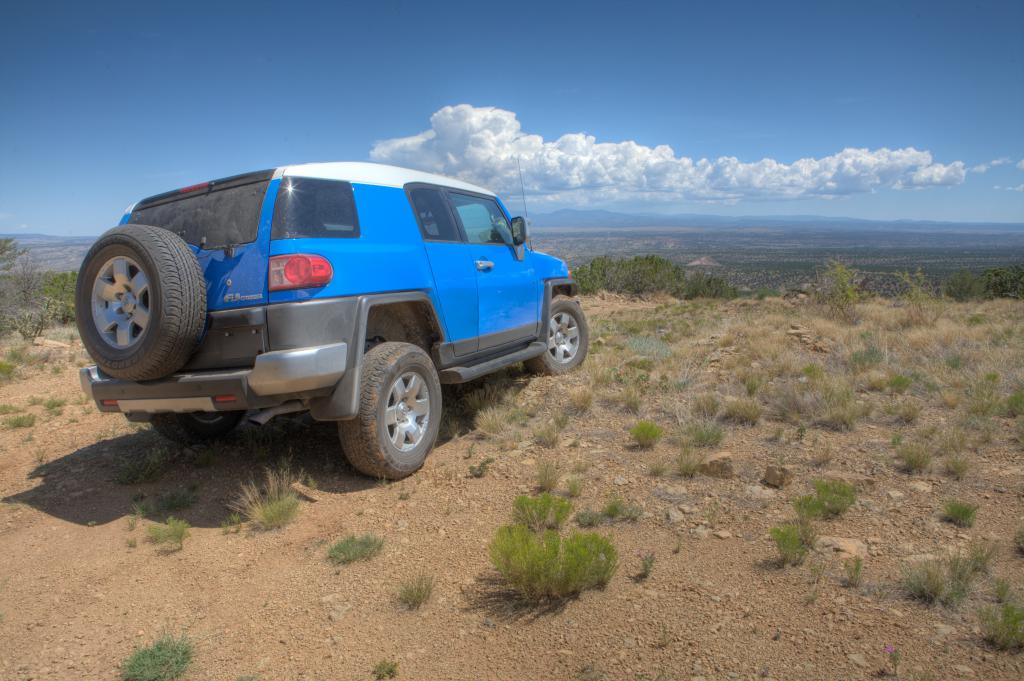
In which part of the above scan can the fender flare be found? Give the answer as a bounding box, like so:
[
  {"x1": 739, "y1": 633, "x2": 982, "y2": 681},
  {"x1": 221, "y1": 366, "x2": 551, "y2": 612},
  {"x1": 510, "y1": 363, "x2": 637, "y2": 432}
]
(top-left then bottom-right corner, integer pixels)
[{"x1": 309, "y1": 291, "x2": 443, "y2": 421}]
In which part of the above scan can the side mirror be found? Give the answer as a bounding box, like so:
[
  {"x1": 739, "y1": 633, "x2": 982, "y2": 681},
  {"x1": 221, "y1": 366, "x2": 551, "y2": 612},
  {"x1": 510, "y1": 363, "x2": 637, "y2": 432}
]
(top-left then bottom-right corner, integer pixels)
[{"x1": 510, "y1": 216, "x2": 528, "y2": 246}]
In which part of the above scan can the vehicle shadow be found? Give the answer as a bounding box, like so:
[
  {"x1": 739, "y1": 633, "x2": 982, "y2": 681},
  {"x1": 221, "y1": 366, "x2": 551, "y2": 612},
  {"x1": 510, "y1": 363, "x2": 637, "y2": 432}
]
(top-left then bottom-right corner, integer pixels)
[{"x1": 3, "y1": 415, "x2": 376, "y2": 528}]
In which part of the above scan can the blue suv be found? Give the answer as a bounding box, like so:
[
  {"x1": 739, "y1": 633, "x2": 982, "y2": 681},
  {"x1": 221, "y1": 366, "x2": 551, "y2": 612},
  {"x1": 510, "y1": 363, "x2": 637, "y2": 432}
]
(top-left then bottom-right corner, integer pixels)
[{"x1": 75, "y1": 162, "x2": 588, "y2": 478}]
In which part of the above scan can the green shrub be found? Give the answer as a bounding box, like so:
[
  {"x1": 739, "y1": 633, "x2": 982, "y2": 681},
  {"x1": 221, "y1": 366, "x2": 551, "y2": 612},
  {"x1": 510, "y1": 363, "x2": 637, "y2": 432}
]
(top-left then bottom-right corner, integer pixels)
[
  {"x1": 1016, "y1": 525, "x2": 1024, "y2": 555},
  {"x1": 942, "y1": 500, "x2": 978, "y2": 528},
  {"x1": 690, "y1": 394, "x2": 720, "y2": 420},
  {"x1": 675, "y1": 449, "x2": 701, "y2": 478},
  {"x1": 42, "y1": 271, "x2": 78, "y2": 324},
  {"x1": 488, "y1": 525, "x2": 617, "y2": 600},
  {"x1": 575, "y1": 510, "x2": 603, "y2": 528},
  {"x1": 849, "y1": 346, "x2": 883, "y2": 372},
  {"x1": 115, "y1": 447, "x2": 172, "y2": 485},
  {"x1": 684, "y1": 419, "x2": 722, "y2": 447},
  {"x1": 630, "y1": 420, "x2": 663, "y2": 448},
  {"x1": 3, "y1": 413, "x2": 35, "y2": 429},
  {"x1": 887, "y1": 374, "x2": 913, "y2": 394},
  {"x1": 0, "y1": 361, "x2": 14, "y2": 380},
  {"x1": 397, "y1": 573, "x2": 434, "y2": 610},
  {"x1": 146, "y1": 517, "x2": 190, "y2": 552},
  {"x1": 980, "y1": 603, "x2": 1024, "y2": 651},
  {"x1": 372, "y1": 660, "x2": 399, "y2": 680},
  {"x1": 770, "y1": 524, "x2": 809, "y2": 566},
  {"x1": 794, "y1": 480, "x2": 856, "y2": 519},
  {"x1": 155, "y1": 487, "x2": 198, "y2": 514},
  {"x1": 720, "y1": 398, "x2": 762, "y2": 425},
  {"x1": 816, "y1": 261, "x2": 861, "y2": 322},
  {"x1": 564, "y1": 476, "x2": 582, "y2": 498},
  {"x1": 980, "y1": 265, "x2": 1024, "y2": 299},
  {"x1": 1006, "y1": 390, "x2": 1024, "y2": 418},
  {"x1": 943, "y1": 269, "x2": 985, "y2": 301},
  {"x1": 572, "y1": 255, "x2": 736, "y2": 299},
  {"x1": 328, "y1": 533, "x2": 384, "y2": 565},
  {"x1": 967, "y1": 373, "x2": 1002, "y2": 417},
  {"x1": 895, "y1": 443, "x2": 931, "y2": 473},
  {"x1": 902, "y1": 542, "x2": 993, "y2": 607},
  {"x1": 121, "y1": 634, "x2": 193, "y2": 681},
  {"x1": 536, "y1": 460, "x2": 561, "y2": 492},
  {"x1": 468, "y1": 457, "x2": 495, "y2": 478},
  {"x1": 602, "y1": 495, "x2": 641, "y2": 521},
  {"x1": 513, "y1": 493, "x2": 573, "y2": 531},
  {"x1": 944, "y1": 454, "x2": 969, "y2": 480},
  {"x1": 902, "y1": 559, "x2": 950, "y2": 605},
  {"x1": 844, "y1": 556, "x2": 864, "y2": 588}
]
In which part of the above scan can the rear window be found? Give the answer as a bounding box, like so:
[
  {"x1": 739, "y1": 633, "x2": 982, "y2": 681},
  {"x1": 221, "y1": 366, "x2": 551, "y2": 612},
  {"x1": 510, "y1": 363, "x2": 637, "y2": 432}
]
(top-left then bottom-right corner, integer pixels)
[
  {"x1": 271, "y1": 177, "x2": 359, "y2": 240},
  {"x1": 129, "y1": 180, "x2": 269, "y2": 249}
]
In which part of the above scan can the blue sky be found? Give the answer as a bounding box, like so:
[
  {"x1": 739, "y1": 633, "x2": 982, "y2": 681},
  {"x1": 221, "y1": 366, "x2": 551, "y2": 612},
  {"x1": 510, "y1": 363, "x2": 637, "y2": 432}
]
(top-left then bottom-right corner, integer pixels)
[{"x1": 1, "y1": 0, "x2": 1022, "y2": 236}]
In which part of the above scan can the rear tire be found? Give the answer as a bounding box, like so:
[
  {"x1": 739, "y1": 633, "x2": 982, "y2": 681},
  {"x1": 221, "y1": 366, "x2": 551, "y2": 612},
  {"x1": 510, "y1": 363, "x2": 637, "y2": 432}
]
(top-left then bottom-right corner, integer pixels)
[
  {"x1": 150, "y1": 411, "x2": 245, "y2": 444},
  {"x1": 339, "y1": 342, "x2": 442, "y2": 480},
  {"x1": 525, "y1": 297, "x2": 589, "y2": 375},
  {"x1": 76, "y1": 225, "x2": 206, "y2": 381}
]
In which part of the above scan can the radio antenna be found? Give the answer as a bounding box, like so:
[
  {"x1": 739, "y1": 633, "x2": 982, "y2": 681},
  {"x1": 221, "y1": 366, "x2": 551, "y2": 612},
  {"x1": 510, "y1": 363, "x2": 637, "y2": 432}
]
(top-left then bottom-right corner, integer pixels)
[{"x1": 516, "y1": 155, "x2": 529, "y2": 221}]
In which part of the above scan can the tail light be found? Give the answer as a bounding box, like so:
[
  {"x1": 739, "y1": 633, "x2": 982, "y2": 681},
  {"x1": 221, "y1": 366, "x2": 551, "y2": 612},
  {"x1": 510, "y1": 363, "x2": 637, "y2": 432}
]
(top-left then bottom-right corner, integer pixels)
[{"x1": 268, "y1": 254, "x2": 333, "y2": 291}]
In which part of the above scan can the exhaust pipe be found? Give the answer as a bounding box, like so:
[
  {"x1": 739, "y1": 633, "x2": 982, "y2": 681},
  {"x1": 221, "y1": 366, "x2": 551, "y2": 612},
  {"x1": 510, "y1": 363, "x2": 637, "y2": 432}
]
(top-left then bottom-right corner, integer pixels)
[{"x1": 248, "y1": 400, "x2": 305, "y2": 425}]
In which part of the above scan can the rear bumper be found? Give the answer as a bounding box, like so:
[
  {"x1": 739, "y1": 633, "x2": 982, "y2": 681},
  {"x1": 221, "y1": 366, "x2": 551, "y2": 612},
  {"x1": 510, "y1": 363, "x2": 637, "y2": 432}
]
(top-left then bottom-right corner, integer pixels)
[{"x1": 81, "y1": 342, "x2": 348, "y2": 415}]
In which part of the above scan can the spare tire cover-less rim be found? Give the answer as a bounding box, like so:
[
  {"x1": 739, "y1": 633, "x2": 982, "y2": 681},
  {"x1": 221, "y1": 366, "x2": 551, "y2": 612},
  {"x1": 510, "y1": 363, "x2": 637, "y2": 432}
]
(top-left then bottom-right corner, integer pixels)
[{"x1": 90, "y1": 254, "x2": 151, "y2": 348}]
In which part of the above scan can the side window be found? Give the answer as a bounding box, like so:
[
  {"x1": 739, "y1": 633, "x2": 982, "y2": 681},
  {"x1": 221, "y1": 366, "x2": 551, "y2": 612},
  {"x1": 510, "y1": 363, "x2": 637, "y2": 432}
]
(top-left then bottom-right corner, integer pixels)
[
  {"x1": 449, "y1": 193, "x2": 512, "y2": 245},
  {"x1": 408, "y1": 187, "x2": 461, "y2": 241},
  {"x1": 271, "y1": 177, "x2": 359, "y2": 239}
]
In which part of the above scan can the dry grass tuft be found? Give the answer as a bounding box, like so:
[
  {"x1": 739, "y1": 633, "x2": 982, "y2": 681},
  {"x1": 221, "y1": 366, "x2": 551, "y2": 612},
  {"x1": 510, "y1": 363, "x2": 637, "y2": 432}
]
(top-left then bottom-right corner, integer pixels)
[{"x1": 231, "y1": 467, "x2": 301, "y2": 530}]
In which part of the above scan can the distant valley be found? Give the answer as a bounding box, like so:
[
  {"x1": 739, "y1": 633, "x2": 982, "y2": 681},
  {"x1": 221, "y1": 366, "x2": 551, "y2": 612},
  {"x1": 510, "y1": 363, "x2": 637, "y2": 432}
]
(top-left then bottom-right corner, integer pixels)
[{"x1": 7, "y1": 210, "x2": 1024, "y2": 294}]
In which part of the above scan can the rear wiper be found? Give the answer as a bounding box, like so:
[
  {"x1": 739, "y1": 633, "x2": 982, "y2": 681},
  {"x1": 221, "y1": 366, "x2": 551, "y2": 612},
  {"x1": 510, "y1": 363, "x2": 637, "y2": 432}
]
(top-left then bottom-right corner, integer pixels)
[{"x1": 198, "y1": 236, "x2": 237, "y2": 258}]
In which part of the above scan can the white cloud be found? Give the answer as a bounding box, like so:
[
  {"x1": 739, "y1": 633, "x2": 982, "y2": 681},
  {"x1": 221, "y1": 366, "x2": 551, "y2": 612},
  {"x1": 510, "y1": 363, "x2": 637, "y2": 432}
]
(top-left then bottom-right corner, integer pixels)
[
  {"x1": 371, "y1": 104, "x2": 967, "y2": 204},
  {"x1": 973, "y1": 157, "x2": 1012, "y2": 173},
  {"x1": 1018, "y1": 159, "x2": 1024, "y2": 170},
  {"x1": 1006, "y1": 184, "x2": 1024, "y2": 192}
]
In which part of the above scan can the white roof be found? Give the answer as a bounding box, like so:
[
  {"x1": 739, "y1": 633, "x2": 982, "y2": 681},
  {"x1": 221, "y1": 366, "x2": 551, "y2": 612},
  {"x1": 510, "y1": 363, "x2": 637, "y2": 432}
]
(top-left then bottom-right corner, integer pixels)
[{"x1": 280, "y1": 161, "x2": 495, "y2": 196}]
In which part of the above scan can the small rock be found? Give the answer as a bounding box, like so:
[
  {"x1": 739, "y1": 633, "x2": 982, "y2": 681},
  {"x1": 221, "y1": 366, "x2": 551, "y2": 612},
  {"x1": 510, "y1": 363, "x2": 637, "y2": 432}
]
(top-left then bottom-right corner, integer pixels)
[
  {"x1": 613, "y1": 476, "x2": 628, "y2": 486},
  {"x1": 886, "y1": 490, "x2": 905, "y2": 501},
  {"x1": 762, "y1": 465, "x2": 793, "y2": 488},
  {"x1": 745, "y1": 484, "x2": 776, "y2": 501},
  {"x1": 822, "y1": 471, "x2": 875, "y2": 490},
  {"x1": 692, "y1": 527, "x2": 711, "y2": 539},
  {"x1": 666, "y1": 508, "x2": 685, "y2": 524},
  {"x1": 908, "y1": 481, "x2": 932, "y2": 493},
  {"x1": 678, "y1": 504, "x2": 698, "y2": 514},
  {"x1": 699, "y1": 451, "x2": 734, "y2": 478},
  {"x1": 816, "y1": 536, "x2": 867, "y2": 559},
  {"x1": 847, "y1": 653, "x2": 868, "y2": 668},
  {"x1": 713, "y1": 530, "x2": 732, "y2": 539},
  {"x1": 953, "y1": 665, "x2": 974, "y2": 676}
]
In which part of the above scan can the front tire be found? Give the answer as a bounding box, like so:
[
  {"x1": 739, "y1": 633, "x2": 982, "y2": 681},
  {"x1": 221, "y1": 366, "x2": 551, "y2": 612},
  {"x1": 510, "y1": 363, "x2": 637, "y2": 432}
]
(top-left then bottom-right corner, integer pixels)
[
  {"x1": 150, "y1": 411, "x2": 245, "y2": 444},
  {"x1": 339, "y1": 342, "x2": 442, "y2": 480},
  {"x1": 525, "y1": 297, "x2": 589, "y2": 375}
]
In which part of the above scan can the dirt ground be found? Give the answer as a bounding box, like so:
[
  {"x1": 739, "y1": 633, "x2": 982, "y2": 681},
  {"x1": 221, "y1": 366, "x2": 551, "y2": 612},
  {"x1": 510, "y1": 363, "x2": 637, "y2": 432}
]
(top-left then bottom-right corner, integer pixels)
[{"x1": 0, "y1": 295, "x2": 1022, "y2": 681}]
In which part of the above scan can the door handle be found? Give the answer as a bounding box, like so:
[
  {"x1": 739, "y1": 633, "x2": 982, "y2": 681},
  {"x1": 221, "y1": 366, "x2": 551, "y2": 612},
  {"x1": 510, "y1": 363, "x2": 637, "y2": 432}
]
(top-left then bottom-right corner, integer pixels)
[{"x1": 475, "y1": 260, "x2": 494, "y2": 271}]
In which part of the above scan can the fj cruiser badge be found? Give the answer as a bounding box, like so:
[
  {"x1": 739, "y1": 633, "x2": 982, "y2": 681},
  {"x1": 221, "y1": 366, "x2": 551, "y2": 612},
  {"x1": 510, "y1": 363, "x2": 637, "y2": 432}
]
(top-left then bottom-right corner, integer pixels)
[{"x1": 224, "y1": 292, "x2": 262, "y2": 303}]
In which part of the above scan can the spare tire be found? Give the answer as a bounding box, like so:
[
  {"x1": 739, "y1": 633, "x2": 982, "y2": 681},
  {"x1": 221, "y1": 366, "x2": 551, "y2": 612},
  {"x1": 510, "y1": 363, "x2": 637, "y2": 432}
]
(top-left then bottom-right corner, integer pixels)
[{"x1": 75, "y1": 225, "x2": 206, "y2": 381}]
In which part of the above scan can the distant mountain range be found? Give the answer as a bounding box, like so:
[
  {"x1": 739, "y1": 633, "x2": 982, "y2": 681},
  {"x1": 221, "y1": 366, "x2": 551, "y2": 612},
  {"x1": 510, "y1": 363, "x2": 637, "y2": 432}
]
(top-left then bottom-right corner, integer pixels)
[
  {"x1": 530, "y1": 209, "x2": 1024, "y2": 233},
  {"x1": 0, "y1": 233, "x2": 96, "y2": 271}
]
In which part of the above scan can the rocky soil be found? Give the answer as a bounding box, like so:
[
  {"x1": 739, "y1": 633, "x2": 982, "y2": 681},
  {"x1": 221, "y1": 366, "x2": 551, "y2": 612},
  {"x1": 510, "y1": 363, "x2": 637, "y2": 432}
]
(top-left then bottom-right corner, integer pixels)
[{"x1": 0, "y1": 295, "x2": 1022, "y2": 680}]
